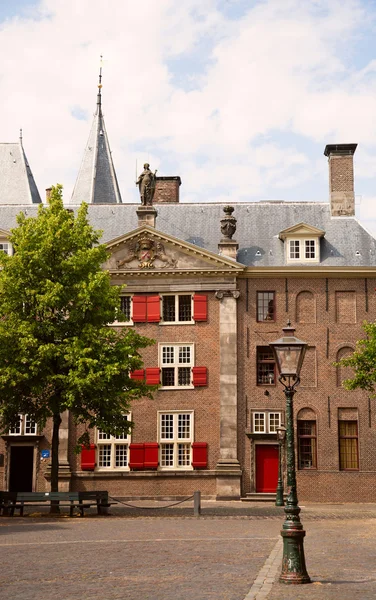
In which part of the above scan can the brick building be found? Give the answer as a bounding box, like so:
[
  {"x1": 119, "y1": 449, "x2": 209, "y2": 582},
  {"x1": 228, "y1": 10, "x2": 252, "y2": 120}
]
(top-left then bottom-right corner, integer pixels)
[{"x1": 0, "y1": 89, "x2": 375, "y2": 502}]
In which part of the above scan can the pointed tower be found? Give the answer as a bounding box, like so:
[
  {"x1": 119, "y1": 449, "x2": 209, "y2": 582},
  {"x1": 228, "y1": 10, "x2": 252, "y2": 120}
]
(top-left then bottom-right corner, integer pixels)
[
  {"x1": 0, "y1": 130, "x2": 41, "y2": 204},
  {"x1": 71, "y1": 62, "x2": 122, "y2": 204}
]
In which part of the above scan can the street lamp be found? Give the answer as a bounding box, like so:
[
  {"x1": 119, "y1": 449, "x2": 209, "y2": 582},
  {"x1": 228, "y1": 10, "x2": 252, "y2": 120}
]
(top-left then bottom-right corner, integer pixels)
[
  {"x1": 269, "y1": 321, "x2": 311, "y2": 585},
  {"x1": 275, "y1": 424, "x2": 286, "y2": 507}
]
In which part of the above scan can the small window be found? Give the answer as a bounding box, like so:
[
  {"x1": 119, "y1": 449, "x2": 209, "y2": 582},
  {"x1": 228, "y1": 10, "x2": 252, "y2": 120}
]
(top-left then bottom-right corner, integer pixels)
[
  {"x1": 161, "y1": 295, "x2": 192, "y2": 323},
  {"x1": 305, "y1": 240, "x2": 315, "y2": 259},
  {"x1": 9, "y1": 414, "x2": 37, "y2": 435},
  {"x1": 288, "y1": 239, "x2": 317, "y2": 263},
  {"x1": 160, "y1": 344, "x2": 194, "y2": 388},
  {"x1": 289, "y1": 240, "x2": 300, "y2": 259},
  {"x1": 298, "y1": 420, "x2": 317, "y2": 469},
  {"x1": 252, "y1": 411, "x2": 282, "y2": 434},
  {"x1": 96, "y1": 415, "x2": 130, "y2": 470},
  {"x1": 114, "y1": 296, "x2": 132, "y2": 325},
  {"x1": 257, "y1": 292, "x2": 275, "y2": 322},
  {"x1": 0, "y1": 242, "x2": 11, "y2": 255},
  {"x1": 256, "y1": 347, "x2": 276, "y2": 385},
  {"x1": 159, "y1": 411, "x2": 193, "y2": 469},
  {"x1": 339, "y1": 420, "x2": 359, "y2": 470}
]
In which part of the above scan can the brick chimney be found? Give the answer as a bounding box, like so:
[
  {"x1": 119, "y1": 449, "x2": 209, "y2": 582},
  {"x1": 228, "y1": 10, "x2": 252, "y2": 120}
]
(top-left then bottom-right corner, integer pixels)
[
  {"x1": 45, "y1": 187, "x2": 52, "y2": 201},
  {"x1": 153, "y1": 177, "x2": 181, "y2": 203},
  {"x1": 324, "y1": 144, "x2": 357, "y2": 216}
]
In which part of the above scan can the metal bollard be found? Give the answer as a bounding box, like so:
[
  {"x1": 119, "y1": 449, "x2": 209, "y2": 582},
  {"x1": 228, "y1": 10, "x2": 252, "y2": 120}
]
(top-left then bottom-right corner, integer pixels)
[{"x1": 193, "y1": 490, "x2": 201, "y2": 517}]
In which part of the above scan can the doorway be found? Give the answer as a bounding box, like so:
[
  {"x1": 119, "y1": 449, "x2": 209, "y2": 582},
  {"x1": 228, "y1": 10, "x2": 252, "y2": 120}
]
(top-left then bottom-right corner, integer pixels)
[
  {"x1": 9, "y1": 446, "x2": 34, "y2": 492},
  {"x1": 255, "y1": 444, "x2": 279, "y2": 493}
]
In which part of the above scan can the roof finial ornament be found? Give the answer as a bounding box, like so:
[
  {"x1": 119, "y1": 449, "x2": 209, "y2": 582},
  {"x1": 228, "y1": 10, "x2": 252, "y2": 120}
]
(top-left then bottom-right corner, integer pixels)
[
  {"x1": 19, "y1": 128, "x2": 23, "y2": 144},
  {"x1": 97, "y1": 55, "x2": 103, "y2": 114}
]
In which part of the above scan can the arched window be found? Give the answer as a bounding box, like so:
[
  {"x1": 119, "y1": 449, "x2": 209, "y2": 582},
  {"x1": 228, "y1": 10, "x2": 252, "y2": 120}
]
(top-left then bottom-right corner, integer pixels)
[
  {"x1": 296, "y1": 291, "x2": 316, "y2": 324},
  {"x1": 297, "y1": 408, "x2": 317, "y2": 470},
  {"x1": 336, "y1": 347, "x2": 354, "y2": 388}
]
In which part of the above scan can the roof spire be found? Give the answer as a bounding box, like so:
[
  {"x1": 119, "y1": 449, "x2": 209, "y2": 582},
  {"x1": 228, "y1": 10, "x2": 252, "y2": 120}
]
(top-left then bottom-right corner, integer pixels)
[
  {"x1": 97, "y1": 55, "x2": 103, "y2": 115},
  {"x1": 19, "y1": 128, "x2": 23, "y2": 145}
]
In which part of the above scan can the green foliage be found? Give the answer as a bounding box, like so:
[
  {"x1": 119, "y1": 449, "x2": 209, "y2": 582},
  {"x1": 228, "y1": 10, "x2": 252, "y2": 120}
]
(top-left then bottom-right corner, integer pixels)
[
  {"x1": 337, "y1": 320, "x2": 376, "y2": 394},
  {"x1": 0, "y1": 185, "x2": 154, "y2": 448}
]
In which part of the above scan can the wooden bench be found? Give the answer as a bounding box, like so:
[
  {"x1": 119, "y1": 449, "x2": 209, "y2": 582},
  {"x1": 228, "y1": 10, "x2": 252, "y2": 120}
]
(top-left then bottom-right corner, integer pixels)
[{"x1": 0, "y1": 491, "x2": 114, "y2": 517}]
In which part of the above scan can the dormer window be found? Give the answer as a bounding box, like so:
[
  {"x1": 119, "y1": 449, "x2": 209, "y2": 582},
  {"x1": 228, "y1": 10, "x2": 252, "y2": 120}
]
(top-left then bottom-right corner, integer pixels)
[
  {"x1": 279, "y1": 223, "x2": 325, "y2": 265},
  {"x1": 288, "y1": 239, "x2": 317, "y2": 261}
]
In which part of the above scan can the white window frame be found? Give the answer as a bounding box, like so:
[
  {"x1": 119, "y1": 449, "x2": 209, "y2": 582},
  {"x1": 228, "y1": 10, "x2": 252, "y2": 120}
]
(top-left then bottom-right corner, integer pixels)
[
  {"x1": 112, "y1": 295, "x2": 133, "y2": 326},
  {"x1": 0, "y1": 241, "x2": 12, "y2": 256},
  {"x1": 160, "y1": 294, "x2": 194, "y2": 325},
  {"x1": 159, "y1": 343, "x2": 195, "y2": 389},
  {"x1": 96, "y1": 414, "x2": 131, "y2": 471},
  {"x1": 9, "y1": 414, "x2": 37, "y2": 435},
  {"x1": 252, "y1": 411, "x2": 282, "y2": 434},
  {"x1": 158, "y1": 411, "x2": 194, "y2": 470},
  {"x1": 286, "y1": 238, "x2": 319, "y2": 264}
]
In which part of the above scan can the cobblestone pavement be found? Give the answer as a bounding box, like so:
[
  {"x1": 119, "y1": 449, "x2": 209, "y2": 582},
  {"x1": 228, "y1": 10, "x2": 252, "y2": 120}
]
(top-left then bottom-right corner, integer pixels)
[{"x1": 1, "y1": 502, "x2": 376, "y2": 600}]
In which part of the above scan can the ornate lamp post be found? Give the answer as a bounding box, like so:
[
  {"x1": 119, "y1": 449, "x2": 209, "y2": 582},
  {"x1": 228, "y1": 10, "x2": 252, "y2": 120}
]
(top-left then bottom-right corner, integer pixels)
[
  {"x1": 275, "y1": 424, "x2": 286, "y2": 507},
  {"x1": 269, "y1": 321, "x2": 311, "y2": 585}
]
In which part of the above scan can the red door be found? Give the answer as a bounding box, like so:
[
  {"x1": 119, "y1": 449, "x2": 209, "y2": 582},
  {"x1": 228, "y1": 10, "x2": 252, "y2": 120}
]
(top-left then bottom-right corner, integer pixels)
[{"x1": 256, "y1": 445, "x2": 279, "y2": 493}]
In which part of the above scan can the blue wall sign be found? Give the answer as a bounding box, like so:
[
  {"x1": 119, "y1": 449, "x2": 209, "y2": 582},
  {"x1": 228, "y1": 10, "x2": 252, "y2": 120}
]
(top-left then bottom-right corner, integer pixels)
[{"x1": 41, "y1": 449, "x2": 50, "y2": 459}]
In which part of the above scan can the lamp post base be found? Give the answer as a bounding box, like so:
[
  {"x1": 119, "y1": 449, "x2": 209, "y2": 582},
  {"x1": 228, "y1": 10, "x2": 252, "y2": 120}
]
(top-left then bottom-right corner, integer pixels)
[{"x1": 280, "y1": 528, "x2": 311, "y2": 584}]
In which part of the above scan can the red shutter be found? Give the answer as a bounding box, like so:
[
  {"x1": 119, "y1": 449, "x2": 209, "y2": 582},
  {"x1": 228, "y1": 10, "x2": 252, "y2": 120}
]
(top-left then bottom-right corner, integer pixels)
[
  {"x1": 193, "y1": 294, "x2": 207, "y2": 322},
  {"x1": 147, "y1": 295, "x2": 160, "y2": 322},
  {"x1": 130, "y1": 369, "x2": 145, "y2": 381},
  {"x1": 129, "y1": 443, "x2": 145, "y2": 470},
  {"x1": 144, "y1": 443, "x2": 159, "y2": 469},
  {"x1": 192, "y1": 366, "x2": 207, "y2": 387},
  {"x1": 81, "y1": 444, "x2": 96, "y2": 471},
  {"x1": 192, "y1": 442, "x2": 207, "y2": 468},
  {"x1": 146, "y1": 368, "x2": 160, "y2": 385},
  {"x1": 132, "y1": 296, "x2": 147, "y2": 322}
]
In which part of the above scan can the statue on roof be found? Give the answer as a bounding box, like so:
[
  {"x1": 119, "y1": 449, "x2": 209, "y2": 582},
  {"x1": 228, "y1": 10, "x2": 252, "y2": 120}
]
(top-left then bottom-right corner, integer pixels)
[{"x1": 136, "y1": 163, "x2": 157, "y2": 206}]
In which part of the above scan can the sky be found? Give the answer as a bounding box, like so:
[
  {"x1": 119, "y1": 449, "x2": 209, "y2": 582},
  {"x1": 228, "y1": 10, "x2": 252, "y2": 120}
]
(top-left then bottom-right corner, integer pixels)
[{"x1": 1, "y1": 0, "x2": 376, "y2": 234}]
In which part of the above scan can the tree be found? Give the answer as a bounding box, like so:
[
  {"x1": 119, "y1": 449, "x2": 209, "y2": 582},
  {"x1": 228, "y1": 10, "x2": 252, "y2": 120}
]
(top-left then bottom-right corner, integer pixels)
[
  {"x1": 0, "y1": 185, "x2": 154, "y2": 502},
  {"x1": 338, "y1": 321, "x2": 376, "y2": 393}
]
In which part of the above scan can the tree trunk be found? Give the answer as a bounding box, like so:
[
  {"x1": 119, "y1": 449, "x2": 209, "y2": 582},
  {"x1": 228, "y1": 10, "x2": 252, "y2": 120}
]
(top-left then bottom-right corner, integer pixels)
[{"x1": 50, "y1": 411, "x2": 62, "y2": 514}]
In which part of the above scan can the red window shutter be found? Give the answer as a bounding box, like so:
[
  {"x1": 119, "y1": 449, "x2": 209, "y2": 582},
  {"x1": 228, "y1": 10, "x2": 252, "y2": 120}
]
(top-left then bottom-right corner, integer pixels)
[
  {"x1": 81, "y1": 444, "x2": 96, "y2": 471},
  {"x1": 192, "y1": 442, "x2": 207, "y2": 468},
  {"x1": 147, "y1": 295, "x2": 160, "y2": 322},
  {"x1": 129, "y1": 443, "x2": 145, "y2": 470},
  {"x1": 144, "y1": 443, "x2": 159, "y2": 469},
  {"x1": 132, "y1": 296, "x2": 147, "y2": 322},
  {"x1": 192, "y1": 366, "x2": 207, "y2": 387},
  {"x1": 193, "y1": 294, "x2": 208, "y2": 322},
  {"x1": 146, "y1": 368, "x2": 161, "y2": 385},
  {"x1": 130, "y1": 369, "x2": 145, "y2": 381}
]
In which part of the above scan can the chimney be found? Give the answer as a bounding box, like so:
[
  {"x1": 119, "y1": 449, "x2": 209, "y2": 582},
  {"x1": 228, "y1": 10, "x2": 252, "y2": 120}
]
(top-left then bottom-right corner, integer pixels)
[
  {"x1": 153, "y1": 177, "x2": 181, "y2": 203},
  {"x1": 136, "y1": 206, "x2": 158, "y2": 228},
  {"x1": 218, "y1": 206, "x2": 238, "y2": 260},
  {"x1": 324, "y1": 144, "x2": 357, "y2": 216},
  {"x1": 45, "y1": 187, "x2": 52, "y2": 201}
]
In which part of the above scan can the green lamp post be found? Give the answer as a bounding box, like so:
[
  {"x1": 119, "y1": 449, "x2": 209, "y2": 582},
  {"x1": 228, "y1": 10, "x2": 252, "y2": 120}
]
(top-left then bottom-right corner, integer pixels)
[
  {"x1": 269, "y1": 321, "x2": 311, "y2": 585},
  {"x1": 275, "y1": 424, "x2": 286, "y2": 507}
]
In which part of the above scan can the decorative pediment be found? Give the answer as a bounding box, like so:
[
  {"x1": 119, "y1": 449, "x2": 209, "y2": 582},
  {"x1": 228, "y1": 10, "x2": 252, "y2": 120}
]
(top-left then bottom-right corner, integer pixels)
[
  {"x1": 279, "y1": 223, "x2": 325, "y2": 241},
  {"x1": 105, "y1": 226, "x2": 244, "y2": 274},
  {"x1": 0, "y1": 228, "x2": 10, "y2": 238}
]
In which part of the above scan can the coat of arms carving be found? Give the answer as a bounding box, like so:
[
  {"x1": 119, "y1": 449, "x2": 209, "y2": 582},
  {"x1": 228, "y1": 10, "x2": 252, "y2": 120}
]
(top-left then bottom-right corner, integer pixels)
[{"x1": 117, "y1": 235, "x2": 177, "y2": 269}]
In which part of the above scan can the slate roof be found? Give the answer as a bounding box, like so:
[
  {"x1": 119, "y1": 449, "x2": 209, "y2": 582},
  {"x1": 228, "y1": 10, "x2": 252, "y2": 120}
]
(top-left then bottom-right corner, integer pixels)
[
  {"x1": 0, "y1": 141, "x2": 41, "y2": 204},
  {"x1": 70, "y1": 90, "x2": 122, "y2": 205},
  {"x1": 0, "y1": 201, "x2": 375, "y2": 268}
]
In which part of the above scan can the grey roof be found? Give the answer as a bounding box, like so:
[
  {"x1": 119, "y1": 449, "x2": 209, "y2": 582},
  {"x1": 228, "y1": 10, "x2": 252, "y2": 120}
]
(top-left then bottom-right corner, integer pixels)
[
  {"x1": 0, "y1": 201, "x2": 375, "y2": 268},
  {"x1": 0, "y1": 141, "x2": 41, "y2": 204},
  {"x1": 70, "y1": 91, "x2": 122, "y2": 204}
]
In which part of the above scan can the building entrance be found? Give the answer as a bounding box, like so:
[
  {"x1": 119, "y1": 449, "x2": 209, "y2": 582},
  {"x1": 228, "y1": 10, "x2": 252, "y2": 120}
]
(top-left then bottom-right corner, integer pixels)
[
  {"x1": 9, "y1": 445, "x2": 34, "y2": 492},
  {"x1": 255, "y1": 444, "x2": 279, "y2": 493}
]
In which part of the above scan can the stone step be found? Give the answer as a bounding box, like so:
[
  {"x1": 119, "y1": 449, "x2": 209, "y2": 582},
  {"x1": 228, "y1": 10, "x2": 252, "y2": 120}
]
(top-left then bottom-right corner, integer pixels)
[{"x1": 240, "y1": 493, "x2": 287, "y2": 502}]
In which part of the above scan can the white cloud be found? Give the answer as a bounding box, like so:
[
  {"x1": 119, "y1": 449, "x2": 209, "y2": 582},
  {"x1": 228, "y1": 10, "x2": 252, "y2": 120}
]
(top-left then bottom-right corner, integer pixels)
[{"x1": 0, "y1": 0, "x2": 375, "y2": 210}]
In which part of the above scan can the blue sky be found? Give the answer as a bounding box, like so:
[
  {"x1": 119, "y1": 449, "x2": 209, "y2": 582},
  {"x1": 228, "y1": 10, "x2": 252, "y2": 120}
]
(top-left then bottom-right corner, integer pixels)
[{"x1": 1, "y1": 0, "x2": 376, "y2": 234}]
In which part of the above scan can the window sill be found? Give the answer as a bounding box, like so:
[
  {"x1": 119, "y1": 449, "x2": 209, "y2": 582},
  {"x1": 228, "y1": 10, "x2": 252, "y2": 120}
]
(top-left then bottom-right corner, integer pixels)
[
  {"x1": 159, "y1": 321, "x2": 195, "y2": 326},
  {"x1": 159, "y1": 385, "x2": 194, "y2": 391}
]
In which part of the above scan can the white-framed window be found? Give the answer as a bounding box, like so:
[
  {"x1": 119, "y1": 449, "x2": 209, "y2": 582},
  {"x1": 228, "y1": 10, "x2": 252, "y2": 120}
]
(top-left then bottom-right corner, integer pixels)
[
  {"x1": 96, "y1": 415, "x2": 131, "y2": 470},
  {"x1": 113, "y1": 296, "x2": 132, "y2": 325},
  {"x1": 9, "y1": 414, "x2": 37, "y2": 435},
  {"x1": 287, "y1": 239, "x2": 318, "y2": 263},
  {"x1": 252, "y1": 411, "x2": 282, "y2": 434},
  {"x1": 158, "y1": 411, "x2": 194, "y2": 469},
  {"x1": 0, "y1": 242, "x2": 12, "y2": 256},
  {"x1": 161, "y1": 294, "x2": 193, "y2": 324},
  {"x1": 159, "y1": 343, "x2": 194, "y2": 389}
]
